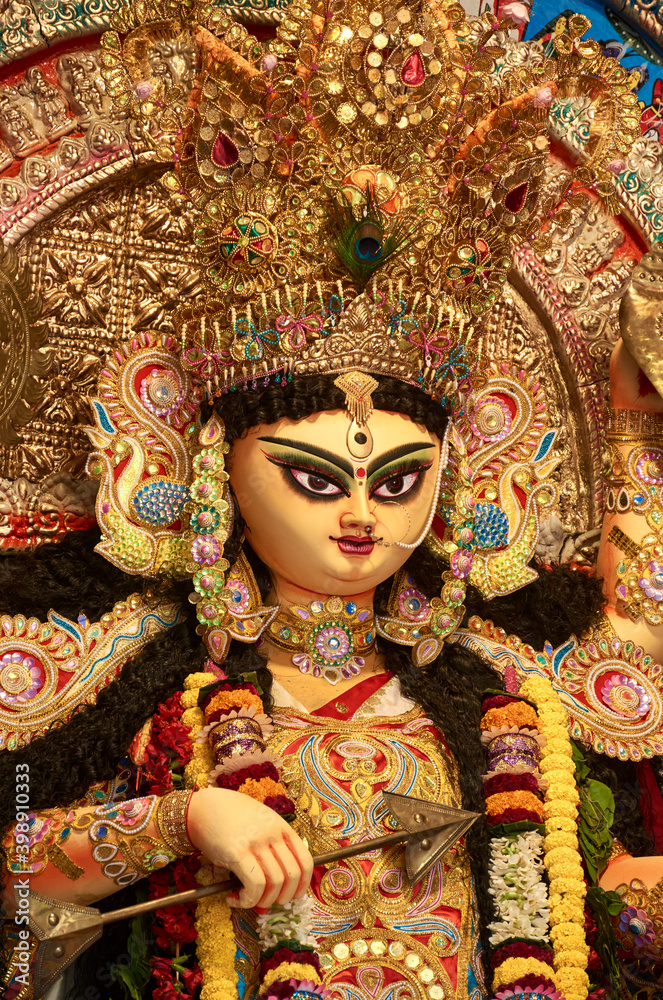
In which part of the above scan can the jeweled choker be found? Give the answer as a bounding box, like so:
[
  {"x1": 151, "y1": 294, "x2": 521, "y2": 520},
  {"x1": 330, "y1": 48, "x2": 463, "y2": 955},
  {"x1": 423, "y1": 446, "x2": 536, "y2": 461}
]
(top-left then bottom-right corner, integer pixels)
[{"x1": 266, "y1": 595, "x2": 376, "y2": 686}]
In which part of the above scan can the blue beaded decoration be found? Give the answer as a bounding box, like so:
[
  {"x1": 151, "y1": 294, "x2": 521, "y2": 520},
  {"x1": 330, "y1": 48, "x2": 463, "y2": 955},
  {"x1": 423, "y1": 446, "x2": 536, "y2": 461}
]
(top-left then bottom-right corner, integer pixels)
[{"x1": 132, "y1": 480, "x2": 190, "y2": 526}]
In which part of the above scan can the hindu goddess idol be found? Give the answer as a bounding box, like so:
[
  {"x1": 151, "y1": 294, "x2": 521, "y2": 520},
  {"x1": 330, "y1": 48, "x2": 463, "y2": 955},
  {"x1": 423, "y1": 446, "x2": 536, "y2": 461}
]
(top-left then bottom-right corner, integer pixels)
[{"x1": 2, "y1": 2, "x2": 663, "y2": 1000}]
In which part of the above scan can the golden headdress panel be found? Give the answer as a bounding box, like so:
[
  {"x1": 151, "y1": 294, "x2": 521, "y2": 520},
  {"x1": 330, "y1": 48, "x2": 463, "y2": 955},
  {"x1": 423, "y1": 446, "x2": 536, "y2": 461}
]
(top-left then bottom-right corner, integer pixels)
[{"x1": 100, "y1": 0, "x2": 640, "y2": 401}]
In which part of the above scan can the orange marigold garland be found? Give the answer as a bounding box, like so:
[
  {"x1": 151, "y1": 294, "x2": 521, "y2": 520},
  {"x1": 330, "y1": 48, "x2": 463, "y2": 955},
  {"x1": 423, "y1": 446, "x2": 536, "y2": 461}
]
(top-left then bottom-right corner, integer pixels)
[
  {"x1": 481, "y1": 690, "x2": 559, "y2": 1000},
  {"x1": 187, "y1": 668, "x2": 324, "y2": 1000}
]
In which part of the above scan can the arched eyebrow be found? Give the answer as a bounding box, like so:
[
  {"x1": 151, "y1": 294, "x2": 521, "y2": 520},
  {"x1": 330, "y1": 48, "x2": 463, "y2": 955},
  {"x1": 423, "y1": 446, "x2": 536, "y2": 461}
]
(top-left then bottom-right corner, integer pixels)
[
  {"x1": 257, "y1": 437, "x2": 355, "y2": 477},
  {"x1": 366, "y1": 442, "x2": 435, "y2": 477}
]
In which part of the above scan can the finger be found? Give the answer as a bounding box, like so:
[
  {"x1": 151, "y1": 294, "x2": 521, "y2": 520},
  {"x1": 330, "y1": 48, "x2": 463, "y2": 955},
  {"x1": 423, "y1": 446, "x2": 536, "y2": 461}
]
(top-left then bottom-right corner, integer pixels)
[
  {"x1": 271, "y1": 838, "x2": 303, "y2": 906},
  {"x1": 228, "y1": 852, "x2": 266, "y2": 909},
  {"x1": 284, "y1": 831, "x2": 314, "y2": 898},
  {"x1": 254, "y1": 845, "x2": 287, "y2": 909}
]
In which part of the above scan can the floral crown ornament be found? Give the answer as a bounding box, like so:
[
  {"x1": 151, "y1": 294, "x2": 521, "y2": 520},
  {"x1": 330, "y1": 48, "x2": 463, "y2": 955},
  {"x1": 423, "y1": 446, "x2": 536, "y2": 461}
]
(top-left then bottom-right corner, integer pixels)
[{"x1": 176, "y1": 282, "x2": 475, "y2": 403}]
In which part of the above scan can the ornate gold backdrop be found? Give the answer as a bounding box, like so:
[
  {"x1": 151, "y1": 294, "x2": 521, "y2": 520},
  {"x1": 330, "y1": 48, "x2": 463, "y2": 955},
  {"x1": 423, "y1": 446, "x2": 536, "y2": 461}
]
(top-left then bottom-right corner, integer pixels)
[{"x1": 0, "y1": 20, "x2": 659, "y2": 551}]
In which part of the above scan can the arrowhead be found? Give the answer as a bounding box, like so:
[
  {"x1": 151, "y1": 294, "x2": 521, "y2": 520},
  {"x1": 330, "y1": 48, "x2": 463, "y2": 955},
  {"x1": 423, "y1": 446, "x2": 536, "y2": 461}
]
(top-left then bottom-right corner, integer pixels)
[
  {"x1": 24, "y1": 888, "x2": 102, "y2": 999},
  {"x1": 382, "y1": 791, "x2": 480, "y2": 882}
]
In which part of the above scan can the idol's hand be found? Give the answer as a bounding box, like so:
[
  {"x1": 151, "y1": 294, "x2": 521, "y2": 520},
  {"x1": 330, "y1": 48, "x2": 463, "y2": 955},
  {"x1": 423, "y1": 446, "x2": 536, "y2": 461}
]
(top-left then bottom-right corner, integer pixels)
[{"x1": 187, "y1": 786, "x2": 313, "y2": 909}]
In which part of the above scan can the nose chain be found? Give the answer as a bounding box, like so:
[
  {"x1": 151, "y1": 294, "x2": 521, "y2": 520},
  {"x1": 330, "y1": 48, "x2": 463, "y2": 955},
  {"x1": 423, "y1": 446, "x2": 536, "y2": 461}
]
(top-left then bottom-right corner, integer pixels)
[{"x1": 368, "y1": 431, "x2": 448, "y2": 549}]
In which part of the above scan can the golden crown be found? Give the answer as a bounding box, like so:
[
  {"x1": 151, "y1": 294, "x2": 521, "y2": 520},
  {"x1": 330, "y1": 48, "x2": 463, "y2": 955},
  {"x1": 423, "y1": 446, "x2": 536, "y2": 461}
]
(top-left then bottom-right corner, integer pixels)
[{"x1": 101, "y1": 0, "x2": 640, "y2": 398}]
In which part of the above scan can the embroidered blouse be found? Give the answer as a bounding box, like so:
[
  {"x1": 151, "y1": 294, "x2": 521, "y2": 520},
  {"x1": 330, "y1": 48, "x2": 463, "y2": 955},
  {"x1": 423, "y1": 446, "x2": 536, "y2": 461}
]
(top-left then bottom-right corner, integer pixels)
[{"x1": 233, "y1": 671, "x2": 485, "y2": 1000}]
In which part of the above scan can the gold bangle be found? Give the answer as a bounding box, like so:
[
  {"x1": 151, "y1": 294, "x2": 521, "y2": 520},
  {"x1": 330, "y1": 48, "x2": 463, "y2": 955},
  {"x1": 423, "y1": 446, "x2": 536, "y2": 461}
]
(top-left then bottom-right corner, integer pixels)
[
  {"x1": 607, "y1": 407, "x2": 663, "y2": 442},
  {"x1": 155, "y1": 789, "x2": 194, "y2": 858}
]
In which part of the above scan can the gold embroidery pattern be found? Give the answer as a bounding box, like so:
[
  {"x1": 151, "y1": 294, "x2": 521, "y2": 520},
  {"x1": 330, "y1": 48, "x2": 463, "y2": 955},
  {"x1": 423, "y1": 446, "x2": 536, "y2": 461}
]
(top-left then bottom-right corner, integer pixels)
[{"x1": 255, "y1": 702, "x2": 483, "y2": 1000}]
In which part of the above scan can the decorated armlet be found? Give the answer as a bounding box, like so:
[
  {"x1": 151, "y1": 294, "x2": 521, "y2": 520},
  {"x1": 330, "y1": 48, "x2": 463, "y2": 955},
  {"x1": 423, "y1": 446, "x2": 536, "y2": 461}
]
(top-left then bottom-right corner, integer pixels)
[
  {"x1": 604, "y1": 408, "x2": 663, "y2": 625},
  {"x1": 5, "y1": 792, "x2": 193, "y2": 886}
]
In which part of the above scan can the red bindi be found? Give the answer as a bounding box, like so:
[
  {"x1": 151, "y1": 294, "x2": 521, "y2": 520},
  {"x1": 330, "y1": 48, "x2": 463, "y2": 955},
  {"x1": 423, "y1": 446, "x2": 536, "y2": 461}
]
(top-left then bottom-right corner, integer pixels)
[{"x1": 355, "y1": 467, "x2": 366, "y2": 478}]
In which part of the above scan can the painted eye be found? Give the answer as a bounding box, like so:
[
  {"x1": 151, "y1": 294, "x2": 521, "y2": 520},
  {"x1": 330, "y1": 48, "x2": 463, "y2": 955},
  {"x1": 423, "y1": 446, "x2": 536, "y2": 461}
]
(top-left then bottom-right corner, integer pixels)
[
  {"x1": 373, "y1": 471, "x2": 421, "y2": 499},
  {"x1": 353, "y1": 222, "x2": 383, "y2": 262},
  {"x1": 290, "y1": 469, "x2": 343, "y2": 496}
]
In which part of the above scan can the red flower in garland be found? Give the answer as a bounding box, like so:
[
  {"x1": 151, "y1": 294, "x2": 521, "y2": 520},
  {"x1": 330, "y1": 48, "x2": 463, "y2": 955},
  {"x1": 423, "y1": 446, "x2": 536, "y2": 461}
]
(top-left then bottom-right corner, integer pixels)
[
  {"x1": 491, "y1": 941, "x2": 553, "y2": 967},
  {"x1": 158, "y1": 719, "x2": 193, "y2": 763},
  {"x1": 151, "y1": 957, "x2": 176, "y2": 984},
  {"x1": 148, "y1": 868, "x2": 172, "y2": 900},
  {"x1": 153, "y1": 982, "x2": 181, "y2": 1000},
  {"x1": 181, "y1": 965, "x2": 203, "y2": 992},
  {"x1": 155, "y1": 692, "x2": 185, "y2": 725},
  {"x1": 173, "y1": 854, "x2": 201, "y2": 892},
  {"x1": 485, "y1": 772, "x2": 540, "y2": 796},
  {"x1": 154, "y1": 905, "x2": 198, "y2": 949},
  {"x1": 487, "y1": 807, "x2": 543, "y2": 825},
  {"x1": 144, "y1": 751, "x2": 175, "y2": 795}
]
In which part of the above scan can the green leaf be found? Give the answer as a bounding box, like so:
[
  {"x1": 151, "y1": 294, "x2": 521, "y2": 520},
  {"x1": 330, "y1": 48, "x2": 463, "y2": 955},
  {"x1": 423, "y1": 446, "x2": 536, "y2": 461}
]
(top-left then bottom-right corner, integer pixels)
[
  {"x1": 111, "y1": 914, "x2": 152, "y2": 1000},
  {"x1": 586, "y1": 886, "x2": 622, "y2": 998},
  {"x1": 572, "y1": 742, "x2": 590, "y2": 781},
  {"x1": 586, "y1": 779, "x2": 615, "y2": 827},
  {"x1": 575, "y1": 768, "x2": 615, "y2": 884}
]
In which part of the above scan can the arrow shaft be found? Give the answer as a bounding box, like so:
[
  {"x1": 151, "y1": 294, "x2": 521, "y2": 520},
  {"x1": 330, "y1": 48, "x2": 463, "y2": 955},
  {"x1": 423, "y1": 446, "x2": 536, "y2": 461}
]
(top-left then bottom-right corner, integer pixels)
[{"x1": 97, "y1": 829, "x2": 423, "y2": 928}]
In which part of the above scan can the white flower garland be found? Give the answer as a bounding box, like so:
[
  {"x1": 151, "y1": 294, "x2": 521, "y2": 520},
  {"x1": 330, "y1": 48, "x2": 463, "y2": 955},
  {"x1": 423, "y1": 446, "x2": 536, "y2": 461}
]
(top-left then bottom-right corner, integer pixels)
[
  {"x1": 256, "y1": 896, "x2": 319, "y2": 949},
  {"x1": 488, "y1": 830, "x2": 550, "y2": 945}
]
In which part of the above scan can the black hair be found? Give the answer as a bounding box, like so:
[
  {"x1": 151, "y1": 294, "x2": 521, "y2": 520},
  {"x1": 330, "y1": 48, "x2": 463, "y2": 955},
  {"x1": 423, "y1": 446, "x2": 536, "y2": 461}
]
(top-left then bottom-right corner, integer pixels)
[{"x1": 0, "y1": 374, "x2": 629, "y2": 995}]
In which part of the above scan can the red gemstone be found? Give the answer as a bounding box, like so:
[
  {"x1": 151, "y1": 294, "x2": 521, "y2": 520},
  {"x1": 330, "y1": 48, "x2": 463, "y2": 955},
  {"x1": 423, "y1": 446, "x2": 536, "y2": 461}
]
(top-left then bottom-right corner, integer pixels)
[
  {"x1": 504, "y1": 182, "x2": 528, "y2": 214},
  {"x1": 211, "y1": 132, "x2": 239, "y2": 168},
  {"x1": 401, "y1": 49, "x2": 426, "y2": 87}
]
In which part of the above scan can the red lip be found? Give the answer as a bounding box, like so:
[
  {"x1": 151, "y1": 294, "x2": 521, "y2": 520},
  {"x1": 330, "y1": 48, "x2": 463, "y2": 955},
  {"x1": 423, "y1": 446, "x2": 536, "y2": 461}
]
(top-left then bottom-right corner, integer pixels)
[{"x1": 331, "y1": 535, "x2": 376, "y2": 555}]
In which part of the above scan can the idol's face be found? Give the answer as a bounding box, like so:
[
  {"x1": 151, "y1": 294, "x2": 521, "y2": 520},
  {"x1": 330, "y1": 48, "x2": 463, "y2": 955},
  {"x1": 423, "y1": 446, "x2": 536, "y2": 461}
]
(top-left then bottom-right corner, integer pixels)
[{"x1": 228, "y1": 408, "x2": 442, "y2": 597}]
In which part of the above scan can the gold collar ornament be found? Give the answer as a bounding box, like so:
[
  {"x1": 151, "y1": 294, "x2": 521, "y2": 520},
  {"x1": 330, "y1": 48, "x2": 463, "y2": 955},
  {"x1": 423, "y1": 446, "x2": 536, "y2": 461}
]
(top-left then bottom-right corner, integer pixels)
[{"x1": 266, "y1": 596, "x2": 376, "y2": 686}]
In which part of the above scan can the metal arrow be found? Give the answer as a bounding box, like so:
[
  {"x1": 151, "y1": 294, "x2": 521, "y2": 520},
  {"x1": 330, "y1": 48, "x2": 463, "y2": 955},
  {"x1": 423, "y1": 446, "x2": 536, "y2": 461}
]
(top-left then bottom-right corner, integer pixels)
[{"x1": 23, "y1": 793, "x2": 479, "y2": 999}]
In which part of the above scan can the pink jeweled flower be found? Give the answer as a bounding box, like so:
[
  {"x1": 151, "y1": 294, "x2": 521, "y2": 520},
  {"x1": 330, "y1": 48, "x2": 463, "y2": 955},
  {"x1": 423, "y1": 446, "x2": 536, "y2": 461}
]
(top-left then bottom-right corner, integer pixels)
[
  {"x1": 450, "y1": 548, "x2": 474, "y2": 579},
  {"x1": 314, "y1": 625, "x2": 350, "y2": 663},
  {"x1": 191, "y1": 535, "x2": 222, "y2": 566},
  {"x1": 139, "y1": 368, "x2": 185, "y2": 418},
  {"x1": 619, "y1": 905, "x2": 656, "y2": 948},
  {"x1": 470, "y1": 395, "x2": 512, "y2": 443},
  {"x1": 0, "y1": 652, "x2": 43, "y2": 704},
  {"x1": 601, "y1": 673, "x2": 651, "y2": 718},
  {"x1": 398, "y1": 587, "x2": 430, "y2": 621},
  {"x1": 635, "y1": 450, "x2": 663, "y2": 486},
  {"x1": 639, "y1": 560, "x2": 663, "y2": 602},
  {"x1": 225, "y1": 579, "x2": 250, "y2": 613}
]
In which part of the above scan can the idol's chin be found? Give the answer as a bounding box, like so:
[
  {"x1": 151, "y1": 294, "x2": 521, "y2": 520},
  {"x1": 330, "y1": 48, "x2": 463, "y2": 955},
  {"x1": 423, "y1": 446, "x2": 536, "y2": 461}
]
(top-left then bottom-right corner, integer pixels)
[{"x1": 313, "y1": 556, "x2": 394, "y2": 595}]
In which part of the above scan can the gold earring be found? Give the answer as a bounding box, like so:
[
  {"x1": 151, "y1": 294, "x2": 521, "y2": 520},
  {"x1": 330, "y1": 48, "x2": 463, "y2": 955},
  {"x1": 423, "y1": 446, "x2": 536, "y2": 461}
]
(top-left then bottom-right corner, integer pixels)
[{"x1": 187, "y1": 414, "x2": 277, "y2": 662}]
